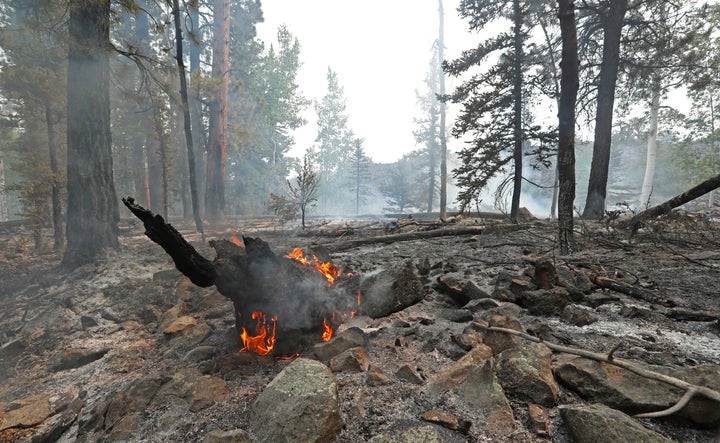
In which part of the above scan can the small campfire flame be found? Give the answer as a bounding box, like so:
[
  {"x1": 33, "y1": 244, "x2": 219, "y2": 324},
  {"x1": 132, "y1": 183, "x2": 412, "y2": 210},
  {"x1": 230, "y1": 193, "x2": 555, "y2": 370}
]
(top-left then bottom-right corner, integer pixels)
[
  {"x1": 239, "y1": 311, "x2": 276, "y2": 356},
  {"x1": 285, "y1": 247, "x2": 341, "y2": 285}
]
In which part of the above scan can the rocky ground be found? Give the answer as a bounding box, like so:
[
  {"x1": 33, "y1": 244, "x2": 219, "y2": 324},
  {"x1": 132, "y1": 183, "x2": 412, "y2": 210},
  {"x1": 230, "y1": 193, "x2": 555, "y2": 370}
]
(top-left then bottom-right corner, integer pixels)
[{"x1": 0, "y1": 211, "x2": 719, "y2": 442}]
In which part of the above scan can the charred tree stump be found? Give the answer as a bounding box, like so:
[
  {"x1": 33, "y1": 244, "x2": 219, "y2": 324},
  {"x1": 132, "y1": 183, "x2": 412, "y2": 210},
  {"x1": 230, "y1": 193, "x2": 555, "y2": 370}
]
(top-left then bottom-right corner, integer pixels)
[{"x1": 122, "y1": 197, "x2": 357, "y2": 355}]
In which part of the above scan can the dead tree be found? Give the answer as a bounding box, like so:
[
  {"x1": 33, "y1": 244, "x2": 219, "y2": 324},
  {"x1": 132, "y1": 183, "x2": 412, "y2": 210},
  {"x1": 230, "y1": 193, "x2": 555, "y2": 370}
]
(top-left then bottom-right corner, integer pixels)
[{"x1": 619, "y1": 173, "x2": 720, "y2": 232}]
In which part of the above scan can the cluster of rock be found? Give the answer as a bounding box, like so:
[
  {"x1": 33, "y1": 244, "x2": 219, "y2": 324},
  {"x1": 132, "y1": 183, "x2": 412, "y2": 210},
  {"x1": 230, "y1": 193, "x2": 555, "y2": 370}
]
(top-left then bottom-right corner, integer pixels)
[{"x1": 1, "y1": 235, "x2": 720, "y2": 442}]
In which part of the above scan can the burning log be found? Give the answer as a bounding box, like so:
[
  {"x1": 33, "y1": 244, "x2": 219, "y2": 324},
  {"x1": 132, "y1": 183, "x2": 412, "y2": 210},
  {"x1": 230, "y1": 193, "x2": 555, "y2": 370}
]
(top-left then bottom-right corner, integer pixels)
[{"x1": 121, "y1": 197, "x2": 358, "y2": 356}]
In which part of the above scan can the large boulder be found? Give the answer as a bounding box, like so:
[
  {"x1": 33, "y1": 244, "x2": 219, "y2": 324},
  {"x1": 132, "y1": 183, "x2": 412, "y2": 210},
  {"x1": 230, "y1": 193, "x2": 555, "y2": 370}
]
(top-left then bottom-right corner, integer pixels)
[
  {"x1": 560, "y1": 403, "x2": 673, "y2": 443},
  {"x1": 250, "y1": 358, "x2": 344, "y2": 443},
  {"x1": 496, "y1": 342, "x2": 558, "y2": 407},
  {"x1": 359, "y1": 263, "x2": 424, "y2": 318}
]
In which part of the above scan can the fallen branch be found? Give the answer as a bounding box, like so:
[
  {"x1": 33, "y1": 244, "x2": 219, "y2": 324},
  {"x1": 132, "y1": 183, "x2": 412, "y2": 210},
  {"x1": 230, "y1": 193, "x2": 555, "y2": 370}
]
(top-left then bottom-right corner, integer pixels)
[
  {"x1": 590, "y1": 275, "x2": 668, "y2": 305},
  {"x1": 618, "y1": 173, "x2": 720, "y2": 232},
  {"x1": 473, "y1": 323, "x2": 720, "y2": 418}
]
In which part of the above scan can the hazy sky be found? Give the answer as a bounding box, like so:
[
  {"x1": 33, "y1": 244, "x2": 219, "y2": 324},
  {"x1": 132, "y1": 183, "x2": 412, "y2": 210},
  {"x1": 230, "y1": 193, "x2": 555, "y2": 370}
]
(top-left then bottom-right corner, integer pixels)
[{"x1": 256, "y1": 0, "x2": 475, "y2": 164}]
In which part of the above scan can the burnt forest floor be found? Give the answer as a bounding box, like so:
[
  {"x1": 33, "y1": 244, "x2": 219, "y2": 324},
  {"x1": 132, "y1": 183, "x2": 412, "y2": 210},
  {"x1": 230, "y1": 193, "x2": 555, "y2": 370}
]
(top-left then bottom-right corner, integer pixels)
[{"x1": 0, "y1": 211, "x2": 719, "y2": 442}]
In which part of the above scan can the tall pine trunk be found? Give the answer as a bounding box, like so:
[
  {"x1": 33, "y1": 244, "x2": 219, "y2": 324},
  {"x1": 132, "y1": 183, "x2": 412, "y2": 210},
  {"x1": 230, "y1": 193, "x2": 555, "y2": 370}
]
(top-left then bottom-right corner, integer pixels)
[
  {"x1": 171, "y1": 0, "x2": 204, "y2": 237},
  {"x1": 188, "y1": 2, "x2": 206, "y2": 218},
  {"x1": 63, "y1": 0, "x2": 119, "y2": 268},
  {"x1": 44, "y1": 102, "x2": 64, "y2": 250},
  {"x1": 582, "y1": 0, "x2": 628, "y2": 218},
  {"x1": 510, "y1": 0, "x2": 523, "y2": 223},
  {"x1": 639, "y1": 76, "x2": 660, "y2": 208},
  {"x1": 557, "y1": 0, "x2": 579, "y2": 254},
  {"x1": 205, "y1": 0, "x2": 230, "y2": 222},
  {"x1": 438, "y1": 0, "x2": 448, "y2": 220},
  {"x1": 0, "y1": 152, "x2": 7, "y2": 222}
]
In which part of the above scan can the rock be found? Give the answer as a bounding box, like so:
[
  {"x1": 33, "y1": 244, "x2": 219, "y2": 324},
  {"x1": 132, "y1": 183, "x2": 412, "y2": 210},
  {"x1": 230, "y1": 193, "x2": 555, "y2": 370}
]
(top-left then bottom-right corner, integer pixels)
[
  {"x1": 479, "y1": 314, "x2": 522, "y2": 355},
  {"x1": 436, "y1": 274, "x2": 490, "y2": 306},
  {"x1": 509, "y1": 278, "x2": 535, "y2": 297},
  {"x1": 330, "y1": 346, "x2": 370, "y2": 372},
  {"x1": 528, "y1": 403, "x2": 550, "y2": 438},
  {"x1": 162, "y1": 315, "x2": 197, "y2": 334},
  {"x1": 519, "y1": 288, "x2": 573, "y2": 316},
  {"x1": 52, "y1": 347, "x2": 109, "y2": 371},
  {"x1": 491, "y1": 271, "x2": 518, "y2": 303},
  {"x1": 424, "y1": 344, "x2": 494, "y2": 398},
  {"x1": 313, "y1": 326, "x2": 368, "y2": 362},
  {"x1": 184, "y1": 345, "x2": 219, "y2": 363},
  {"x1": 153, "y1": 268, "x2": 182, "y2": 284},
  {"x1": 560, "y1": 403, "x2": 673, "y2": 443},
  {"x1": 0, "y1": 339, "x2": 25, "y2": 379},
  {"x1": 250, "y1": 358, "x2": 343, "y2": 443},
  {"x1": 0, "y1": 391, "x2": 74, "y2": 433},
  {"x1": 24, "y1": 396, "x2": 84, "y2": 443},
  {"x1": 562, "y1": 304, "x2": 599, "y2": 326},
  {"x1": 366, "y1": 364, "x2": 392, "y2": 386},
  {"x1": 155, "y1": 368, "x2": 229, "y2": 412},
  {"x1": 141, "y1": 304, "x2": 163, "y2": 324},
  {"x1": 440, "y1": 308, "x2": 473, "y2": 323},
  {"x1": 158, "y1": 300, "x2": 188, "y2": 331},
  {"x1": 532, "y1": 259, "x2": 558, "y2": 289},
  {"x1": 421, "y1": 409, "x2": 471, "y2": 434},
  {"x1": 359, "y1": 263, "x2": 424, "y2": 318},
  {"x1": 554, "y1": 356, "x2": 720, "y2": 426},
  {"x1": 496, "y1": 342, "x2": 558, "y2": 407},
  {"x1": 456, "y1": 360, "x2": 516, "y2": 437},
  {"x1": 395, "y1": 364, "x2": 424, "y2": 385},
  {"x1": 203, "y1": 429, "x2": 251, "y2": 443},
  {"x1": 80, "y1": 315, "x2": 98, "y2": 329},
  {"x1": 516, "y1": 207, "x2": 535, "y2": 223},
  {"x1": 368, "y1": 420, "x2": 466, "y2": 443}
]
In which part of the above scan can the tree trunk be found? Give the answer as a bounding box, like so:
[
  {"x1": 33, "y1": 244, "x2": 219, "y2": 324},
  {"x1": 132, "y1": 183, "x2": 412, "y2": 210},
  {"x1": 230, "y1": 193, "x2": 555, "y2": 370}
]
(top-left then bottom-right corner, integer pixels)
[
  {"x1": 619, "y1": 172, "x2": 720, "y2": 231},
  {"x1": 131, "y1": 6, "x2": 150, "y2": 209},
  {"x1": 582, "y1": 0, "x2": 628, "y2": 219},
  {"x1": 44, "y1": 102, "x2": 64, "y2": 250},
  {"x1": 438, "y1": 0, "x2": 448, "y2": 220},
  {"x1": 170, "y1": 0, "x2": 204, "y2": 237},
  {"x1": 204, "y1": 0, "x2": 230, "y2": 222},
  {"x1": 639, "y1": 77, "x2": 661, "y2": 208},
  {"x1": 510, "y1": 0, "x2": 523, "y2": 224},
  {"x1": 0, "y1": 152, "x2": 7, "y2": 222},
  {"x1": 188, "y1": 1, "x2": 206, "y2": 217},
  {"x1": 557, "y1": 0, "x2": 579, "y2": 254},
  {"x1": 62, "y1": 0, "x2": 119, "y2": 268}
]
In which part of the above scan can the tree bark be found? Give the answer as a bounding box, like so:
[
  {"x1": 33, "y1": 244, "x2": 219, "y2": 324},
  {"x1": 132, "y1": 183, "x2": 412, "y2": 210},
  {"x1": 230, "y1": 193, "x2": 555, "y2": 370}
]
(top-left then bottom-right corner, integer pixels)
[
  {"x1": 45, "y1": 101, "x2": 64, "y2": 250},
  {"x1": 618, "y1": 172, "x2": 720, "y2": 231},
  {"x1": 510, "y1": 0, "x2": 523, "y2": 223},
  {"x1": 0, "y1": 152, "x2": 7, "y2": 222},
  {"x1": 204, "y1": 0, "x2": 230, "y2": 222},
  {"x1": 438, "y1": 0, "x2": 448, "y2": 220},
  {"x1": 582, "y1": 0, "x2": 628, "y2": 219},
  {"x1": 557, "y1": 0, "x2": 579, "y2": 254},
  {"x1": 170, "y1": 0, "x2": 204, "y2": 237},
  {"x1": 639, "y1": 76, "x2": 660, "y2": 208},
  {"x1": 188, "y1": 1, "x2": 206, "y2": 218},
  {"x1": 62, "y1": 0, "x2": 119, "y2": 268}
]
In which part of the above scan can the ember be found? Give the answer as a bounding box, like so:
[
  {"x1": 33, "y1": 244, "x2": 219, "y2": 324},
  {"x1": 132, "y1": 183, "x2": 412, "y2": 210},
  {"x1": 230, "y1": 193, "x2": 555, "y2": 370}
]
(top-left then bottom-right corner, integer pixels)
[
  {"x1": 230, "y1": 235, "x2": 244, "y2": 247},
  {"x1": 239, "y1": 311, "x2": 276, "y2": 356},
  {"x1": 285, "y1": 247, "x2": 341, "y2": 285}
]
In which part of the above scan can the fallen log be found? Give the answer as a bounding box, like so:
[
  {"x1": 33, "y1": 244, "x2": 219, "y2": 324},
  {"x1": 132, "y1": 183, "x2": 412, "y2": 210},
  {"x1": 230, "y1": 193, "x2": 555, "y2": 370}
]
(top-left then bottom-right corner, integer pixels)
[
  {"x1": 591, "y1": 275, "x2": 669, "y2": 306},
  {"x1": 121, "y1": 197, "x2": 357, "y2": 354},
  {"x1": 618, "y1": 173, "x2": 720, "y2": 232},
  {"x1": 317, "y1": 224, "x2": 530, "y2": 253}
]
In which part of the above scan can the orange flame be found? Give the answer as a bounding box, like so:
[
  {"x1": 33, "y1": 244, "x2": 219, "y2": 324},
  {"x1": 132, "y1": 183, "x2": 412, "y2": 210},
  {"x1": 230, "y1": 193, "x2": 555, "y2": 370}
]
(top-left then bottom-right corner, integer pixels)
[
  {"x1": 230, "y1": 235, "x2": 244, "y2": 247},
  {"x1": 239, "y1": 311, "x2": 276, "y2": 356},
  {"x1": 285, "y1": 248, "x2": 341, "y2": 285},
  {"x1": 321, "y1": 318, "x2": 333, "y2": 341}
]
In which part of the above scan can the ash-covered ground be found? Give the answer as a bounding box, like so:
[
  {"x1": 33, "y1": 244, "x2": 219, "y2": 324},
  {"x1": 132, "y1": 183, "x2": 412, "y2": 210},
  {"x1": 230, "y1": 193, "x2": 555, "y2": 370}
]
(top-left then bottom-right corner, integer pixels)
[{"x1": 0, "y1": 212, "x2": 719, "y2": 442}]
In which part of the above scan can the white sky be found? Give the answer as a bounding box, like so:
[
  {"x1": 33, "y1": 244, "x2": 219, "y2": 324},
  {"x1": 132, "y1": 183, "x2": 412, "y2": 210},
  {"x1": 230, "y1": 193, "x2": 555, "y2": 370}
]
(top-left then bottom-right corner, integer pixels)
[{"x1": 256, "y1": 0, "x2": 474, "y2": 164}]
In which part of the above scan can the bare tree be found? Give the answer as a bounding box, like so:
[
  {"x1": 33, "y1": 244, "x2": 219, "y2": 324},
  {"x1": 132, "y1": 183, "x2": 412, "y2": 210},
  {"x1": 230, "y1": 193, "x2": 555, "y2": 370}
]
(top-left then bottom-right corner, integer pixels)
[{"x1": 288, "y1": 154, "x2": 320, "y2": 229}]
